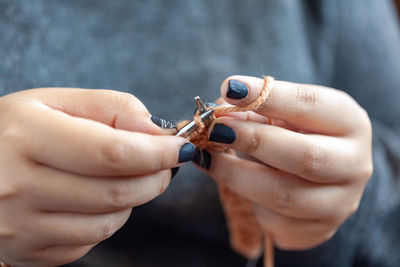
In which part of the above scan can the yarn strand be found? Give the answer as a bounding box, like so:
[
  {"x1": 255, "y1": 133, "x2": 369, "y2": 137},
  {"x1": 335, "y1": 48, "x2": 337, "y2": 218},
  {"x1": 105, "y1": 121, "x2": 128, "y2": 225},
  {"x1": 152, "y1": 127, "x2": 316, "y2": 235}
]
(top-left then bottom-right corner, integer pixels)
[
  {"x1": 178, "y1": 76, "x2": 275, "y2": 267},
  {"x1": 185, "y1": 76, "x2": 274, "y2": 149}
]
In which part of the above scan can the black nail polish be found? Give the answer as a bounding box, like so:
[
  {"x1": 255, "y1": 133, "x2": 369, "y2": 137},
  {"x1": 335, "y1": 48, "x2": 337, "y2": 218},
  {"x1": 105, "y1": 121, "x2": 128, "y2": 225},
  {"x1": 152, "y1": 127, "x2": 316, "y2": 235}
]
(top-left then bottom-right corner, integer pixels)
[
  {"x1": 151, "y1": 115, "x2": 176, "y2": 129},
  {"x1": 178, "y1": 143, "x2": 195, "y2": 163},
  {"x1": 171, "y1": 167, "x2": 180, "y2": 179},
  {"x1": 227, "y1": 80, "x2": 249, "y2": 99},
  {"x1": 192, "y1": 148, "x2": 212, "y2": 169},
  {"x1": 209, "y1": 124, "x2": 236, "y2": 144}
]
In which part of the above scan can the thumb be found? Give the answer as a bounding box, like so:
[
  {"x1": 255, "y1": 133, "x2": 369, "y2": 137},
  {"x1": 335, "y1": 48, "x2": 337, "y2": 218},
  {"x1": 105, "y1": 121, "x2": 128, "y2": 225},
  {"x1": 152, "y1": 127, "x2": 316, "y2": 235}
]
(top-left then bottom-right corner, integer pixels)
[{"x1": 29, "y1": 88, "x2": 166, "y2": 134}]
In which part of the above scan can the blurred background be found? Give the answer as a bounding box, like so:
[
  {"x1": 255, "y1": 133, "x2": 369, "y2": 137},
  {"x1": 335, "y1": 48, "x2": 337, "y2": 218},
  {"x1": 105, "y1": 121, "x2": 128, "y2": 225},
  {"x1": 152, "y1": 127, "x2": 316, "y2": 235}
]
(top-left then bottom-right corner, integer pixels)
[{"x1": 1, "y1": 1, "x2": 399, "y2": 266}]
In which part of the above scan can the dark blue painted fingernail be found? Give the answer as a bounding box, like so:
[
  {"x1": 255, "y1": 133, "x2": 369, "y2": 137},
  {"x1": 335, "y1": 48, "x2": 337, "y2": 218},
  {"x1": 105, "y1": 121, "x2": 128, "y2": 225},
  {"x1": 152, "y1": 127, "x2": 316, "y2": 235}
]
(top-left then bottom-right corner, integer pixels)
[
  {"x1": 178, "y1": 143, "x2": 195, "y2": 163},
  {"x1": 227, "y1": 80, "x2": 249, "y2": 99},
  {"x1": 192, "y1": 148, "x2": 212, "y2": 169},
  {"x1": 209, "y1": 124, "x2": 236, "y2": 144},
  {"x1": 171, "y1": 167, "x2": 180, "y2": 180},
  {"x1": 151, "y1": 115, "x2": 176, "y2": 129}
]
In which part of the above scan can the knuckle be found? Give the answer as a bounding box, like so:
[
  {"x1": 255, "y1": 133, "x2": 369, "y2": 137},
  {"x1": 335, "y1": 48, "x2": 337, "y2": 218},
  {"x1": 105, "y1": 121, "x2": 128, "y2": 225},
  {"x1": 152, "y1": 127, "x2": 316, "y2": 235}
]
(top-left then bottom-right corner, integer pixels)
[
  {"x1": 259, "y1": 82, "x2": 278, "y2": 111},
  {"x1": 106, "y1": 184, "x2": 131, "y2": 209},
  {"x1": 157, "y1": 142, "x2": 171, "y2": 169},
  {"x1": 0, "y1": 181, "x2": 18, "y2": 202},
  {"x1": 98, "y1": 216, "x2": 119, "y2": 241},
  {"x1": 301, "y1": 143, "x2": 326, "y2": 177},
  {"x1": 0, "y1": 229, "x2": 16, "y2": 242},
  {"x1": 245, "y1": 128, "x2": 262, "y2": 154},
  {"x1": 116, "y1": 92, "x2": 138, "y2": 106},
  {"x1": 115, "y1": 92, "x2": 144, "y2": 112},
  {"x1": 295, "y1": 87, "x2": 319, "y2": 112},
  {"x1": 145, "y1": 140, "x2": 171, "y2": 171},
  {"x1": 271, "y1": 190, "x2": 296, "y2": 211},
  {"x1": 100, "y1": 140, "x2": 128, "y2": 171},
  {"x1": 1, "y1": 126, "x2": 26, "y2": 152},
  {"x1": 99, "y1": 223, "x2": 114, "y2": 241}
]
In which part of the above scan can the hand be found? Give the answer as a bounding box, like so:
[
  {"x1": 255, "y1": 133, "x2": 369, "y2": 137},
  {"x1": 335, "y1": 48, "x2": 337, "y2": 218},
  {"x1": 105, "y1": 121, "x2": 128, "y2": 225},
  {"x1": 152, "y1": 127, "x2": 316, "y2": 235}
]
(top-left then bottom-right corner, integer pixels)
[
  {"x1": 0, "y1": 88, "x2": 194, "y2": 266},
  {"x1": 194, "y1": 76, "x2": 373, "y2": 250}
]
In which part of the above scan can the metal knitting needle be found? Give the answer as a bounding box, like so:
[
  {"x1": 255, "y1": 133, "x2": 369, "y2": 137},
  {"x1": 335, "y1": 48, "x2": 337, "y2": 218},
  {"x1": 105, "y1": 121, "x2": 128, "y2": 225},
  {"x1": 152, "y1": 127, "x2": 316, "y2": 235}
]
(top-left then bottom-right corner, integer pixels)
[
  {"x1": 175, "y1": 109, "x2": 214, "y2": 137},
  {"x1": 195, "y1": 96, "x2": 215, "y2": 127},
  {"x1": 175, "y1": 96, "x2": 214, "y2": 138},
  {"x1": 195, "y1": 96, "x2": 209, "y2": 113}
]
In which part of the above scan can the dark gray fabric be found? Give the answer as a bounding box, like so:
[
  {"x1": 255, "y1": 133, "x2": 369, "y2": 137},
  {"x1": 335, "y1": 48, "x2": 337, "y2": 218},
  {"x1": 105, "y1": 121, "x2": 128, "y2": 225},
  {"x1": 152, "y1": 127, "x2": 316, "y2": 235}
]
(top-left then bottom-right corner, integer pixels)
[{"x1": 0, "y1": 0, "x2": 399, "y2": 266}]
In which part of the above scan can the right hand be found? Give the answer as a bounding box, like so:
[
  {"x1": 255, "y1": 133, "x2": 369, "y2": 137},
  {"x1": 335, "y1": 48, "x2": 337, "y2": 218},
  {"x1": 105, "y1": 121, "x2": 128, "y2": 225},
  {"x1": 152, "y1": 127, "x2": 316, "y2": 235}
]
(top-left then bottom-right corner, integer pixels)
[{"x1": 0, "y1": 88, "x2": 193, "y2": 267}]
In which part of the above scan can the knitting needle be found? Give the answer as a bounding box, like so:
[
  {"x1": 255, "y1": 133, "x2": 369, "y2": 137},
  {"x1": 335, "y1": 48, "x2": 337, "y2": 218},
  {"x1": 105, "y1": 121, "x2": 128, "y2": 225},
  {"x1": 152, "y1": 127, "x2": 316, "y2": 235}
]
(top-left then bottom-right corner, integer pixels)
[
  {"x1": 195, "y1": 96, "x2": 209, "y2": 113},
  {"x1": 175, "y1": 109, "x2": 214, "y2": 137}
]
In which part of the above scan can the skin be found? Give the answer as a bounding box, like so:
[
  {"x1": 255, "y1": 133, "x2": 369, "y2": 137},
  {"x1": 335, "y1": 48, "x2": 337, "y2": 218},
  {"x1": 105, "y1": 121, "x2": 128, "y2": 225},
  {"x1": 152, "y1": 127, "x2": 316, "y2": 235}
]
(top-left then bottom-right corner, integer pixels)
[
  {"x1": 0, "y1": 88, "x2": 188, "y2": 266},
  {"x1": 201, "y1": 75, "x2": 373, "y2": 251},
  {"x1": 0, "y1": 76, "x2": 373, "y2": 265}
]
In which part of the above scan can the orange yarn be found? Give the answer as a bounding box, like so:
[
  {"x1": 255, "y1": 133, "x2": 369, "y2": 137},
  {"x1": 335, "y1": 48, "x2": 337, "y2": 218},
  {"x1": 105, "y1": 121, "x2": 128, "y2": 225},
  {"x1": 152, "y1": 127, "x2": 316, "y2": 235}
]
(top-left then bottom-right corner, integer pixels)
[
  {"x1": 181, "y1": 76, "x2": 274, "y2": 149},
  {"x1": 180, "y1": 76, "x2": 275, "y2": 265}
]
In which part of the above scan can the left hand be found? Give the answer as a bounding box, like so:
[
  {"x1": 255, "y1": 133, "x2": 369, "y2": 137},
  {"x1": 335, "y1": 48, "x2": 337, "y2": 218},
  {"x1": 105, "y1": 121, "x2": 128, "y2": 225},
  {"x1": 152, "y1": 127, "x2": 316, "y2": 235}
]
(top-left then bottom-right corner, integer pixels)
[{"x1": 193, "y1": 75, "x2": 373, "y2": 250}]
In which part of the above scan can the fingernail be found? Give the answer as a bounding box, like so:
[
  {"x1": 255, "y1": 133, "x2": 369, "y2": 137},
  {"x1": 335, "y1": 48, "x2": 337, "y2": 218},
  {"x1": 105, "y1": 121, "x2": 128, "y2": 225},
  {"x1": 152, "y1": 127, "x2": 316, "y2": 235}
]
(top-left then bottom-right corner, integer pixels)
[
  {"x1": 192, "y1": 148, "x2": 212, "y2": 169},
  {"x1": 227, "y1": 80, "x2": 249, "y2": 99},
  {"x1": 209, "y1": 124, "x2": 236, "y2": 144},
  {"x1": 171, "y1": 167, "x2": 180, "y2": 180},
  {"x1": 178, "y1": 143, "x2": 195, "y2": 163},
  {"x1": 151, "y1": 115, "x2": 176, "y2": 129}
]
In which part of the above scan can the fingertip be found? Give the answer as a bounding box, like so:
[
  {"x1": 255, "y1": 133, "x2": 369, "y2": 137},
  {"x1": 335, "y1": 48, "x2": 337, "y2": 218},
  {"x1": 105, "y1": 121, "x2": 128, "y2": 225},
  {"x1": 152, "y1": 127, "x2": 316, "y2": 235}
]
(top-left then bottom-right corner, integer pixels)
[
  {"x1": 220, "y1": 75, "x2": 249, "y2": 102},
  {"x1": 150, "y1": 115, "x2": 177, "y2": 130},
  {"x1": 145, "y1": 114, "x2": 177, "y2": 135},
  {"x1": 226, "y1": 79, "x2": 249, "y2": 99},
  {"x1": 178, "y1": 142, "x2": 196, "y2": 163},
  {"x1": 209, "y1": 123, "x2": 236, "y2": 144},
  {"x1": 220, "y1": 75, "x2": 265, "y2": 106},
  {"x1": 207, "y1": 116, "x2": 237, "y2": 142}
]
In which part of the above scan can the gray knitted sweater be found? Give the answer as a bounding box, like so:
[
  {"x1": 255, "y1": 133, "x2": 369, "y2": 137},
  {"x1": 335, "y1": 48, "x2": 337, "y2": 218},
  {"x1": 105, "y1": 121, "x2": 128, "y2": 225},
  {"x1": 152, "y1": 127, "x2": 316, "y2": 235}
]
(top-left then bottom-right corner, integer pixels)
[{"x1": 1, "y1": 1, "x2": 400, "y2": 266}]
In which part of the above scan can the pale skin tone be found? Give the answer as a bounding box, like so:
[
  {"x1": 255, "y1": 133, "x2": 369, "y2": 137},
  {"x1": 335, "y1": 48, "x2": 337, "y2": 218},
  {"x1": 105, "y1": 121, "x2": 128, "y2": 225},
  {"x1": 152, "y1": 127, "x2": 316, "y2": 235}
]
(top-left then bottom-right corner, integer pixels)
[
  {"x1": 0, "y1": 89, "x2": 188, "y2": 266},
  {"x1": 0, "y1": 75, "x2": 373, "y2": 266},
  {"x1": 200, "y1": 75, "x2": 373, "y2": 251}
]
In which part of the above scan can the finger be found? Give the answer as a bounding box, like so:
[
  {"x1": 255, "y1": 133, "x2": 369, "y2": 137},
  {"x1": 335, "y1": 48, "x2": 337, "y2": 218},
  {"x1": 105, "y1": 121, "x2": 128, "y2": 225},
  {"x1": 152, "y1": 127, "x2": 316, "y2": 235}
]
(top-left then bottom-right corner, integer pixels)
[
  {"x1": 31, "y1": 244, "x2": 95, "y2": 267},
  {"x1": 214, "y1": 97, "x2": 267, "y2": 124},
  {"x1": 197, "y1": 151, "x2": 345, "y2": 220},
  {"x1": 22, "y1": 105, "x2": 194, "y2": 176},
  {"x1": 220, "y1": 75, "x2": 366, "y2": 135},
  {"x1": 30, "y1": 209, "x2": 131, "y2": 247},
  {"x1": 218, "y1": 110, "x2": 268, "y2": 124},
  {"x1": 28, "y1": 165, "x2": 171, "y2": 213},
  {"x1": 253, "y1": 204, "x2": 336, "y2": 250},
  {"x1": 208, "y1": 117, "x2": 365, "y2": 183},
  {"x1": 28, "y1": 88, "x2": 165, "y2": 134}
]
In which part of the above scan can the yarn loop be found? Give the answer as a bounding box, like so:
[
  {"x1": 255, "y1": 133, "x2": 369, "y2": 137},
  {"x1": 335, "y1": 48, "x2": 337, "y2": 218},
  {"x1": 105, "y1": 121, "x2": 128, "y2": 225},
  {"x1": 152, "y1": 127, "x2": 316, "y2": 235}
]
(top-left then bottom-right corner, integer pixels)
[{"x1": 184, "y1": 76, "x2": 274, "y2": 149}]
